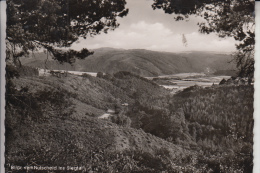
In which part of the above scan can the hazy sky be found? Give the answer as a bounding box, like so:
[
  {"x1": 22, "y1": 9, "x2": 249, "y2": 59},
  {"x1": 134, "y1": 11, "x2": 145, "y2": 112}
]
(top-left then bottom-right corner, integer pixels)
[{"x1": 72, "y1": 0, "x2": 237, "y2": 53}]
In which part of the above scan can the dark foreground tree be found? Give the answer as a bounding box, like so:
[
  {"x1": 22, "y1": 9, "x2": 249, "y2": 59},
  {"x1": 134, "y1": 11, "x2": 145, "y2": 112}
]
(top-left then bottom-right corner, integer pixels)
[
  {"x1": 152, "y1": 0, "x2": 255, "y2": 78},
  {"x1": 6, "y1": 0, "x2": 128, "y2": 64}
]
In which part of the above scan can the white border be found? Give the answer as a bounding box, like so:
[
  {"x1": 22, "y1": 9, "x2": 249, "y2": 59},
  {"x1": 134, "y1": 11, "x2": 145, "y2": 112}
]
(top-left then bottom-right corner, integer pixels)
[
  {"x1": 254, "y1": 1, "x2": 260, "y2": 173},
  {"x1": 0, "y1": 1, "x2": 259, "y2": 172},
  {"x1": 0, "y1": 1, "x2": 6, "y2": 172}
]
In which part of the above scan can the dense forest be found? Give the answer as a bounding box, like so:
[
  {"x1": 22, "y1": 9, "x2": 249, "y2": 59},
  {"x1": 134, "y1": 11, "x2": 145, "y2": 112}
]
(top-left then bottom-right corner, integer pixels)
[{"x1": 5, "y1": 65, "x2": 253, "y2": 172}]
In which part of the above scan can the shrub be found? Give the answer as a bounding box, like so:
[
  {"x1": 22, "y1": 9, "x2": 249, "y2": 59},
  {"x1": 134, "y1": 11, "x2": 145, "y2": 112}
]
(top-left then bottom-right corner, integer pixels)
[
  {"x1": 97, "y1": 72, "x2": 104, "y2": 78},
  {"x1": 17, "y1": 66, "x2": 39, "y2": 76},
  {"x1": 111, "y1": 114, "x2": 132, "y2": 127}
]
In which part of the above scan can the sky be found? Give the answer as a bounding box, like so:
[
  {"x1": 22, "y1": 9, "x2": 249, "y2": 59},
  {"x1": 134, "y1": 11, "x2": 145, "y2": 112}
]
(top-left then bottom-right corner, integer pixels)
[{"x1": 72, "y1": 0, "x2": 237, "y2": 53}]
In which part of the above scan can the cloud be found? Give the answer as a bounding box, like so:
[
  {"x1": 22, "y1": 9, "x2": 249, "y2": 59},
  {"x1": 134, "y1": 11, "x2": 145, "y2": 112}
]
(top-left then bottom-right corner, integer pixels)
[
  {"x1": 72, "y1": 21, "x2": 237, "y2": 53},
  {"x1": 184, "y1": 32, "x2": 238, "y2": 52}
]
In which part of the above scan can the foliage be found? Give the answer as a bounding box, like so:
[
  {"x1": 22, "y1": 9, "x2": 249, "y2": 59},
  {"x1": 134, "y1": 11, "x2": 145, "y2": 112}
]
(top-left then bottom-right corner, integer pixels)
[
  {"x1": 152, "y1": 0, "x2": 255, "y2": 77},
  {"x1": 96, "y1": 71, "x2": 104, "y2": 78},
  {"x1": 6, "y1": 0, "x2": 128, "y2": 64},
  {"x1": 173, "y1": 85, "x2": 253, "y2": 172},
  {"x1": 16, "y1": 65, "x2": 39, "y2": 76},
  {"x1": 126, "y1": 84, "x2": 253, "y2": 172},
  {"x1": 112, "y1": 71, "x2": 169, "y2": 108},
  {"x1": 5, "y1": 67, "x2": 253, "y2": 172},
  {"x1": 6, "y1": 66, "x2": 76, "y2": 144},
  {"x1": 111, "y1": 114, "x2": 132, "y2": 127}
]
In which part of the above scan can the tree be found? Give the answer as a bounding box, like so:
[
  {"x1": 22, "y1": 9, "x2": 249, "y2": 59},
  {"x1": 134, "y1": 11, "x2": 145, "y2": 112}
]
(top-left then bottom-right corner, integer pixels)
[
  {"x1": 6, "y1": 0, "x2": 128, "y2": 65},
  {"x1": 5, "y1": 1, "x2": 129, "y2": 160},
  {"x1": 152, "y1": 0, "x2": 255, "y2": 78}
]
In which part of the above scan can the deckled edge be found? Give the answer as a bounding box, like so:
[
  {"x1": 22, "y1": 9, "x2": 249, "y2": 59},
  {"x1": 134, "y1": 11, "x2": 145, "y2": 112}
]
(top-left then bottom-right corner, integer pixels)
[
  {"x1": 254, "y1": 1, "x2": 260, "y2": 173},
  {"x1": 0, "y1": 1, "x2": 6, "y2": 173}
]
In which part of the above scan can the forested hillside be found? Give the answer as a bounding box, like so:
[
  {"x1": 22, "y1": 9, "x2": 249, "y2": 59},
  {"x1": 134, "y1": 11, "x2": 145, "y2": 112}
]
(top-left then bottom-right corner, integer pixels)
[
  {"x1": 21, "y1": 48, "x2": 236, "y2": 77},
  {"x1": 5, "y1": 0, "x2": 254, "y2": 172},
  {"x1": 5, "y1": 66, "x2": 253, "y2": 172}
]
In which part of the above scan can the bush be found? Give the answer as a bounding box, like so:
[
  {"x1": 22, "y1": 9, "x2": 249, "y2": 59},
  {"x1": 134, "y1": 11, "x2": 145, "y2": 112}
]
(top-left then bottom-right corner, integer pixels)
[
  {"x1": 111, "y1": 114, "x2": 132, "y2": 127},
  {"x1": 81, "y1": 73, "x2": 91, "y2": 78},
  {"x1": 97, "y1": 72, "x2": 104, "y2": 78},
  {"x1": 17, "y1": 66, "x2": 39, "y2": 76}
]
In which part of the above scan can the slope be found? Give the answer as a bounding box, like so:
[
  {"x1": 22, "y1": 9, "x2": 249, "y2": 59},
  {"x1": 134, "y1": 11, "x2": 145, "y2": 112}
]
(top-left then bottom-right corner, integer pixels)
[
  {"x1": 6, "y1": 70, "x2": 198, "y2": 172},
  {"x1": 5, "y1": 66, "x2": 253, "y2": 172},
  {"x1": 21, "y1": 48, "x2": 236, "y2": 77}
]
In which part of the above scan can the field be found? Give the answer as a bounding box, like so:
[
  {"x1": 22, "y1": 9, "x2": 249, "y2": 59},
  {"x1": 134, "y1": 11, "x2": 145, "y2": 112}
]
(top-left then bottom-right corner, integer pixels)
[{"x1": 149, "y1": 73, "x2": 231, "y2": 93}]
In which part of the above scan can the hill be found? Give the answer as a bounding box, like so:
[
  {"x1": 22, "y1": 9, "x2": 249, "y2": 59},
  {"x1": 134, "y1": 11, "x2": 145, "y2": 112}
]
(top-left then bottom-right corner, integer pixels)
[
  {"x1": 21, "y1": 48, "x2": 236, "y2": 77},
  {"x1": 6, "y1": 70, "x2": 199, "y2": 172},
  {"x1": 12, "y1": 70, "x2": 168, "y2": 117},
  {"x1": 6, "y1": 67, "x2": 253, "y2": 172}
]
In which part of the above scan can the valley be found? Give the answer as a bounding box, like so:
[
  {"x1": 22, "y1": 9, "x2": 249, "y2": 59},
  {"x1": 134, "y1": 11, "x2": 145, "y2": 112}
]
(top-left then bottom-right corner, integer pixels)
[
  {"x1": 148, "y1": 73, "x2": 231, "y2": 93},
  {"x1": 5, "y1": 64, "x2": 253, "y2": 172},
  {"x1": 20, "y1": 48, "x2": 237, "y2": 77},
  {"x1": 5, "y1": 48, "x2": 253, "y2": 172},
  {"x1": 5, "y1": 0, "x2": 255, "y2": 171},
  {"x1": 36, "y1": 67, "x2": 231, "y2": 94}
]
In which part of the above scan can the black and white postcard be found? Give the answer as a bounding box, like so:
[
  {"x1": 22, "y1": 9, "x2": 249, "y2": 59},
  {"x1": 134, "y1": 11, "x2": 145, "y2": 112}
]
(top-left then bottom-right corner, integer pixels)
[{"x1": 1, "y1": 0, "x2": 259, "y2": 172}]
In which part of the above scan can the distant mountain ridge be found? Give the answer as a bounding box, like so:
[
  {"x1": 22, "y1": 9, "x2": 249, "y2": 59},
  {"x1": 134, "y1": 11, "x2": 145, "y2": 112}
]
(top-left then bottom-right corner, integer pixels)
[{"x1": 21, "y1": 48, "x2": 236, "y2": 77}]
